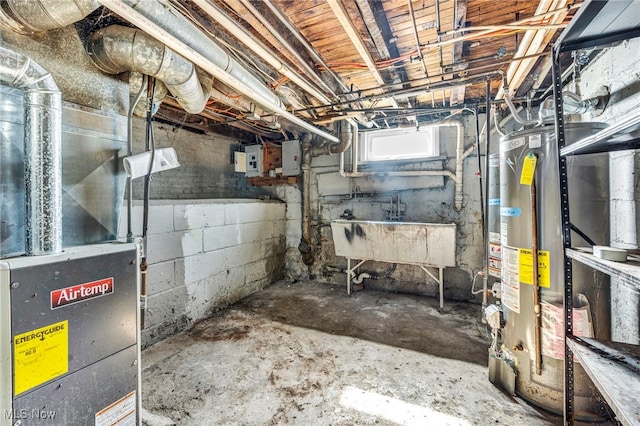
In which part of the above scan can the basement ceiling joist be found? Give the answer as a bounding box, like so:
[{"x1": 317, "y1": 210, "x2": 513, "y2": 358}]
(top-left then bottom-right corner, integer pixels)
[{"x1": 99, "y1": 0, "x2": 580, "y2": 139}]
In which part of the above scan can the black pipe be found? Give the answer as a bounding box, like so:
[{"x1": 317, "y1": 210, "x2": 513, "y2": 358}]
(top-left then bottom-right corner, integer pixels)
[
  {"x1": 140, "y1": 77, "x2": 157, "y2": 330},
  {"x1": 483, "y1": 79, "x2": 491, "y2": 302},
  {"x1": 294, "y1": 71, "x2": 504, "y2": 112},
  {"x1": 475, "y1": 108, "x2": 485, "y2": 248}
]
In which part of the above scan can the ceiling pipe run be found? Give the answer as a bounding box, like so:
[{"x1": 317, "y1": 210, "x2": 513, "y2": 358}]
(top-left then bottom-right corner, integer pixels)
[
  {"x1": 338, "y1": 117, "x2": 470, "y2": 211},
  {"x1": 98, "y1": 0, "x2": 339, "y2": 142},
  {"x1": 192, "y1": 0, "x2": 333, "y2": 106},
  {"x1": 235, "y1": 0, "x2": 337, "y2": 99},
  {"x1": 88, "y1": 25, "x2": 211, "y2": 114},
  {"x1": 0, "y1": 46, "x2": 62, "y2": 255},
  {"x1": 2, "y1": 0, "x2": 339, "y2": 139},
  {"x1": 260, "y1": 0, "x2": 367, "y2": 113}
]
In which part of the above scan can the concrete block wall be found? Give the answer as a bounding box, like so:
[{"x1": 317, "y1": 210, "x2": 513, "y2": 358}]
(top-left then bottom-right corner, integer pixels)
[
  {"x1": 575, "y1": 38, "x2": 640, "y2": 344},
  {"x1": 130, "y1": 119, "x2": 270, "y2": 200},
  {"x1": 119, "y1": 199, "x2": 286, "y2": 347},
  {"x1": 265, "y1": 118, "x2": 485, "y2": 301}
]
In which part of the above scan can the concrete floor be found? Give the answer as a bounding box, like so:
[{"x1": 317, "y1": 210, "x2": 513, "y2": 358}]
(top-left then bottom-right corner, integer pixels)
[{"x1": 141, "y1": 281, "x2": 561, "y2": 425}]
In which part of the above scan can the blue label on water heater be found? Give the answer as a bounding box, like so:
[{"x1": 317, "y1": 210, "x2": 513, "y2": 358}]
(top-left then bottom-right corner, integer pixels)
[
  {"x1": 500, "y1": 207, "x2": 521, "y2": 217},
  {"x1": 489, "y1": 198, "x2": 501, "y2": 206}
]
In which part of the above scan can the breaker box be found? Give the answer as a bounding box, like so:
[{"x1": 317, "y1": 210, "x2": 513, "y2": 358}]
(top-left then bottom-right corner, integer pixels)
[
  {"x1": 282, "y1": 140, "x2": 301, "y2": 176},
  {"x1": 245, "y1": 145, "x2": 263, "y2": 177},
  {"x1": 0, "y1": 243, "x2": 140, "y2": 425}
]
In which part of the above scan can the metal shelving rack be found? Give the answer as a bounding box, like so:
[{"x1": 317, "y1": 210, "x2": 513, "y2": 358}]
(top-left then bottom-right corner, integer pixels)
[{"x1": 553, "y1": 1, "x2": 640, "y2": 424}]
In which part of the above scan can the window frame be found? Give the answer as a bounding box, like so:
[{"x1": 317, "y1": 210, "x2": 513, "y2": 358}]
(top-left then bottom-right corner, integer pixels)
[{"x1": 357, "y1": 125, "x2": 440, "y2": 164}]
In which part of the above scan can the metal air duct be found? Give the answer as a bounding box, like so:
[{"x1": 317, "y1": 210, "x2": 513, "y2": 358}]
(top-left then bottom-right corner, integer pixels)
[
  {"x1": 88, "y1": 25, "x2": 210, "y2": 114},
  {"x1": 0, "y1": 0, "x2": 99, "y2": 33},
  {"x1": 0, "y1": 46, "x2": 62, "y2": 255},
  {"x1": 98, "y1": 0, "x2": 339, "y2": 142}
]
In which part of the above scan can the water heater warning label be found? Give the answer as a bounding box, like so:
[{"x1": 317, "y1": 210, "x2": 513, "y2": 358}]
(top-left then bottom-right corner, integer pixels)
[
  {"x1": 518, "y1": 249, "x2": 550, "y2": 288},
  {"x1": 13, "y1": 320, "x2": 69, "y2": 395}
]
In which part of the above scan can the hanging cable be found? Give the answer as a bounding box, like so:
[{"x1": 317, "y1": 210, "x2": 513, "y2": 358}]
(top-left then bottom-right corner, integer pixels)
[{"x1": 140, "y1": 77, "x2": 157, "y2": 330}]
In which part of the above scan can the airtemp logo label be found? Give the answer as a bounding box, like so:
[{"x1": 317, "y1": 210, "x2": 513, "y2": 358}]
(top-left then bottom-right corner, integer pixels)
[{"x1": 50, "y1": 278, "x2": 114, "y2": 310}]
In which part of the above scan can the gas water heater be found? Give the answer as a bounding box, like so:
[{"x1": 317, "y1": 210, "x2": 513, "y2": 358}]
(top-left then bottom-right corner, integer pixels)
[{"x1": 493, "y1": 121, "x2": 611, "y2": 419}]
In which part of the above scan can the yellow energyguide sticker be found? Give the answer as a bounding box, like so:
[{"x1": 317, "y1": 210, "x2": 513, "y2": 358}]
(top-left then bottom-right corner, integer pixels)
[
  {"x1": 13, "y1": 320, "x2": 69, "y2": 395},
  {"x1": 518, "y1": 248, "x2": 551, "y2": 288},
  {"x1": 520, "y1": 153, "x2": 537, "y2": 185}
]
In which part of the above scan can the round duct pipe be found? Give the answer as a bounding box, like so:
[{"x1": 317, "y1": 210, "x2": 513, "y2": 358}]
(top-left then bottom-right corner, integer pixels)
[
  {"x1": 0, "y1": 47, "x2": 63, "y2": 255},
  {"x1": 88, "y1": 25, "x2": 210, "y2": 114},
  {"x1": 0, "y1": 0, "x2": 99, "y2": 33}
]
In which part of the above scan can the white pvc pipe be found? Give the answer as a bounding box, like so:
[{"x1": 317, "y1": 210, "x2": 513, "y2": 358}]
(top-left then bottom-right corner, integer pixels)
[{"x1": 339, "y1": 120, "x2": 467, "y2": 211}]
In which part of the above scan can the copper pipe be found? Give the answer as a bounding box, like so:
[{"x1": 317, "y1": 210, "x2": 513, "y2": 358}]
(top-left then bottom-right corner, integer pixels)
[{"x1": 530, "y1": 157, "x2": 542, "y2": 375}]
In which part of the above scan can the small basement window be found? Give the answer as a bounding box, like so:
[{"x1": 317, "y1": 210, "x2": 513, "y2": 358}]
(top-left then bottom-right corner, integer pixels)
[{"x1": 359, "y1": 126, "x2": 440, "y2": 163}]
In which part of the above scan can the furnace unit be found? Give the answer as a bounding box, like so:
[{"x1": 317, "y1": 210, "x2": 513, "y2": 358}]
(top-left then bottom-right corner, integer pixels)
[{"x1": 0, "y1": 243, "x2": 140, "y2": 425}]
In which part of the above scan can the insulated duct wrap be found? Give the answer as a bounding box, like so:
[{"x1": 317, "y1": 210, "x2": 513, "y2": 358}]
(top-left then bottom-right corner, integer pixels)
[
  {"x1": 120, "y1": 0, "x2": 282, "y2": 109},
  {"x1": 88, "y1": 25, "x2": 209, "y2": 114},
  {"x1": 0, "y1": 46, "x2": 62, "y2": 255}
]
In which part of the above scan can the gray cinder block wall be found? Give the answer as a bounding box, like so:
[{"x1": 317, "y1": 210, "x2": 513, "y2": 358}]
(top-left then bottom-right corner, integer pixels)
[
  {"x1": 120, "y1": 199, "x2": 286, "y2": 347},
  {"x1": 130, "y1": 119, "x2": 269, "y2": 200},
  {"x1": 574, "y1": 38, "x2": 640, "y2": 344}
]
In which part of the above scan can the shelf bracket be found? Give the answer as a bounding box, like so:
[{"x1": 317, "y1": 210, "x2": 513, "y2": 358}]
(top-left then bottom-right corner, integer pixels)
[{"x1": 552, "y1": 47, "x2": 575, "y2": 425}]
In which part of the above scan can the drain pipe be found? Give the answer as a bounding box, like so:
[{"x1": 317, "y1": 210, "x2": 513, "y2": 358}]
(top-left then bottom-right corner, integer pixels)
[
  {"x1": 298, "y1": 124, "x2": 354, "y2": 266},
  {"x1": 311, "y1": 122, "x2": 354, "y2": 157},
  {"x1": 0, "y1": 47, "x2": 62, "y2": 255},
  {"x1": 299, "y1": 134, "x2": 314, "y2": 265},
  {"x1": 87, "y1": 25, "x2": 211, "y2": 114}
]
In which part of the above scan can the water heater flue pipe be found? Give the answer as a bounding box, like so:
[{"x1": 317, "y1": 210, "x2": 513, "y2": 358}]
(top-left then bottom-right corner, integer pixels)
[
  {"x1": 0, "y1": 47, "x2": 62, "y2": 255},
  {"x1": 88, "y1": 25, "x2": 210, "y2": 114}
]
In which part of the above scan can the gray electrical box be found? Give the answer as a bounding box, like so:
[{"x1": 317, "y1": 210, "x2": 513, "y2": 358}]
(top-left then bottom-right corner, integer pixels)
[
  {"x1": 245, "y1": 145, "x2": 263, "y2": 177},
  {"x1": 282, "y1": 140, "x2": 301, "y2": 176},
  {"x1": 0, "y1": 243, "x2": 140, "y2": 425}
]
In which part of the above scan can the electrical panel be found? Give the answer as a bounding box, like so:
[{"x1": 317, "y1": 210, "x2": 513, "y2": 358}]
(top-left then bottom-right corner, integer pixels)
[
  {"x1": 245, "y1": 145, "x2": 263, "y2": 177},
  {"x1": 282, "y1": 140, "x2": 301, "y2": 176}
]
